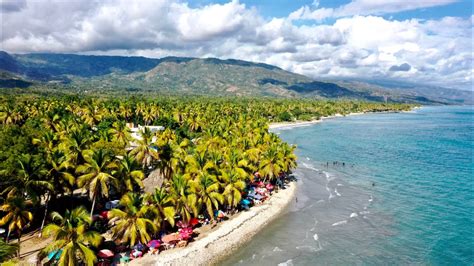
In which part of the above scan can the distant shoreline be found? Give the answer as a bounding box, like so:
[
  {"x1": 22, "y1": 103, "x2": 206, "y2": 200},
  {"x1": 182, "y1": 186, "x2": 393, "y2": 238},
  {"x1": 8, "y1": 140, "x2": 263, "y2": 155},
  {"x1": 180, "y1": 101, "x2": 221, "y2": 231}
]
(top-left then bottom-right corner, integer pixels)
[
  {"x1": 132, "y1": 182, "x2": 297, "y2": 266},
  {"x1": 269, "y1": 108, "x2": 419, "y2": 130}
]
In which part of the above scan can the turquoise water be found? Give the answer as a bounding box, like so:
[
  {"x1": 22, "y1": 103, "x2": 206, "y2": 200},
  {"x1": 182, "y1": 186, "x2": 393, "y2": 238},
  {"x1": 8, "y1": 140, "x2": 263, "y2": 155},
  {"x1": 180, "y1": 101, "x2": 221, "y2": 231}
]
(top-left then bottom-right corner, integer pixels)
[{"x1": 225, "y1": 106, "x2": 473, "y2": 265}]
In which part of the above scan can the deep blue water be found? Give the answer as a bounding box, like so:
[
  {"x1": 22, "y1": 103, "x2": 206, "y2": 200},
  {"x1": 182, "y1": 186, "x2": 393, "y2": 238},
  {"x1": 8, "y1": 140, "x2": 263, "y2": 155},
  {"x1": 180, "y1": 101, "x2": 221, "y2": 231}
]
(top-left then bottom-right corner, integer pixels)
[{"x1": 226, "y1": 106, "x2": 473, "y2": 265}]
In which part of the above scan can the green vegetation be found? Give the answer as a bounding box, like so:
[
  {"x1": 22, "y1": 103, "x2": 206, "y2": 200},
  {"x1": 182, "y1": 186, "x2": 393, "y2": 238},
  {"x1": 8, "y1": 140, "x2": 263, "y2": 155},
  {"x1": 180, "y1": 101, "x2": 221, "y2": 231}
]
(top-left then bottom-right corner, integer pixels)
[
  {"x1": 0, "y1": 95, "x2": 414, "y2": 264},
  {"x1": 4, "y1": 51, "x2": 470, "y2": 104}
]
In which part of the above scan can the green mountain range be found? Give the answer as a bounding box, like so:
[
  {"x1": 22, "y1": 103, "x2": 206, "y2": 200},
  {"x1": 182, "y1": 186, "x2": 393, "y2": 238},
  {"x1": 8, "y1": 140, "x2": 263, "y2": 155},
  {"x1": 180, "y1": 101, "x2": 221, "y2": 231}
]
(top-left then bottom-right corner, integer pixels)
[{"x1": 0, "y1": 51, "x2": 471, "y2": 104}]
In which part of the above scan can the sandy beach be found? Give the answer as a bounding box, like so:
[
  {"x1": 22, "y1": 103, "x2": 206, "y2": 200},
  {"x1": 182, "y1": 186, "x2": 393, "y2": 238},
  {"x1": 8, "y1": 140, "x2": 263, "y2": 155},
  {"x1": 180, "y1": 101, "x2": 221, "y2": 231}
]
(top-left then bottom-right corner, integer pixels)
[
  {"x1": 132, "y1": 182, "x2": 297, "y2": 266},
  {"x1": 269, "y1": 112, "x2": 366, "y2": 130}
]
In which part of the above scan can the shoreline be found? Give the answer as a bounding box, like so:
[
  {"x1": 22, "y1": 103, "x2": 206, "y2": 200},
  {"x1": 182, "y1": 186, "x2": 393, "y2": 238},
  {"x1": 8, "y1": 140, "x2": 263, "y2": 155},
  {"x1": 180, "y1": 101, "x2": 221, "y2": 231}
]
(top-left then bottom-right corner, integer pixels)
[
  {"x1": 268, "y1": 109, "x2": 417, "y2": 130},
  {"x1": 268, "y1": 112, "x2": 365, "y2": 130},
  {"x1": 132, "y1": 182, "x2": 297, "y2": 266}
]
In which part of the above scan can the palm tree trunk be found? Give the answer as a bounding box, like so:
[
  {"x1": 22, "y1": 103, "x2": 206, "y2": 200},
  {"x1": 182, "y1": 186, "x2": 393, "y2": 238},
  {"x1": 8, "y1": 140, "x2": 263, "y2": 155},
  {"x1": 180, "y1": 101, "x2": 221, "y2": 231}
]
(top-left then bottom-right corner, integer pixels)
[
  {"x1": 6, "y1": 228, "x2": 11, "y2": 243},
  {"x1": 90, "y1": 192, "x2": 97, "y2": 218},
  {"x1": 38, "y1": 193, "x2": 51, "y2": 238}
]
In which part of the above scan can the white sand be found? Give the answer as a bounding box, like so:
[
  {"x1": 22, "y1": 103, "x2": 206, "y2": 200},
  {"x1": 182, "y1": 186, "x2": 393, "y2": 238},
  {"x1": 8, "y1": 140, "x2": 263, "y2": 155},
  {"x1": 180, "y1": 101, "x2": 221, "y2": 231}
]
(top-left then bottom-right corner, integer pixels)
[
  {"x1": 132, "y1": 182, "x2": 297, "y2": 266},
  {"x1": 269, "y1": 112, "x2": 367, "y2": 130}
]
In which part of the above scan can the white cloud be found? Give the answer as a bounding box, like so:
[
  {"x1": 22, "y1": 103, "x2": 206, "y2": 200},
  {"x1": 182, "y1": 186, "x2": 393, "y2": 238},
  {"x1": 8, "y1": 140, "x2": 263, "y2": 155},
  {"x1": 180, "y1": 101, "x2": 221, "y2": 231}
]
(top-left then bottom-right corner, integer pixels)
[
  {"x1": 290, "y1": 0, "x2": 459, "y2": 21},
  {"x1": 0, "y1": 0, "x2": 472, "y2": 90}
]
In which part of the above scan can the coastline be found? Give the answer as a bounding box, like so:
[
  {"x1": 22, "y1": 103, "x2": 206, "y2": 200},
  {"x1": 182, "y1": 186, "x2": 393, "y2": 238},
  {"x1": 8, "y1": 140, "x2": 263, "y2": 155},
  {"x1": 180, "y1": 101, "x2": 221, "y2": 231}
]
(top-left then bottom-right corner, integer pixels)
[
  {"x1": 132, "y1": 182, "x2": 297, "y2": 266},
  {"x1": 268, "y1": 108, "x2": 418, "y2": 130},
  {"x1": 268, "y1": 112, "x2": 365, "y2": 130}
]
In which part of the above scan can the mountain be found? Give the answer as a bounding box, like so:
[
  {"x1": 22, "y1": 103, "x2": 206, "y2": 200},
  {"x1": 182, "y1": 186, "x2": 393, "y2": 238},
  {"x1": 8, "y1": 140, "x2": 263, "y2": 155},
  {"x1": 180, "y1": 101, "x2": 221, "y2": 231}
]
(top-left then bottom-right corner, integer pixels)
[{"x1": 0, "y1": 51, "x2": 471, "y2": 104}]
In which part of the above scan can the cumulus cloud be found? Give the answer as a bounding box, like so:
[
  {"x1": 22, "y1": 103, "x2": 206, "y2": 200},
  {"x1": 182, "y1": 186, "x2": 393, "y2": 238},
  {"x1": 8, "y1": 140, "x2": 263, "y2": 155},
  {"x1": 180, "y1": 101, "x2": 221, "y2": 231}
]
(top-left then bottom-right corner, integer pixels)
[{"x1": 0, "y1": 0, "x2": 472, "y2": 90}]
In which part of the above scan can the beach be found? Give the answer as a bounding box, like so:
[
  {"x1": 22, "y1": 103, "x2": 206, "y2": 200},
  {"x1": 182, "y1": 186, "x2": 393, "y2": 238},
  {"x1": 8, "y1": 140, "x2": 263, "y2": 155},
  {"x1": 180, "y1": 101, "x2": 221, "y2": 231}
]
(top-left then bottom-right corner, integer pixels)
[
  {"x1": 269, "y1": 112, "x2": 364, "y2": 130},
  {"x1": 132, "y1": 182, "x2": 297, "y2": 266}
]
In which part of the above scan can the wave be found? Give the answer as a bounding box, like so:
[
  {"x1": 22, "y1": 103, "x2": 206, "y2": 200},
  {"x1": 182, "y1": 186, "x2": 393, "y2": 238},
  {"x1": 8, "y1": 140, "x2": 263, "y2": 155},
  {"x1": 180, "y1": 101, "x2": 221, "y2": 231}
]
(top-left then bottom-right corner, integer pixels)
[
  {"x1": 278, "y1": 259, "x2": 294, "y2": 266},
  {"x1": 332, "y1": 220, "x2": 348, "y2": 226}
]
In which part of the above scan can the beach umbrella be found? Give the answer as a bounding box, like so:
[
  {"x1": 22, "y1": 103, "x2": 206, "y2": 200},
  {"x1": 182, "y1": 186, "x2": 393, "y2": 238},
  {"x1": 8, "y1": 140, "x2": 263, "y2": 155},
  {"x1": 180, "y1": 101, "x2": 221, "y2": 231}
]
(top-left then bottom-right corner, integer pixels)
[
  {"x1": 179, "y1": 230, "x2": 191, "y2": 240},
  {"x1": 241, "y1": 199, "x2": 251, "y2": 206},
  {"x1": 147, "y1": 240, "x2": 161, "y2": 248},
  {"x1": 162, "y1": 233, "x2": 180, "y2": 243},
  {"x1": 217, "y1": 210, "x2": 225, "y2": 218},
  {"x1": 100, "y1": 211, "x2": 109, "y2": 219},
  {"x1": 98, "y1": 249, "x2": 114, "y2": 258},
  {"x1": 47, "y1": 250, "x2": 62, "y2": 261},
  {"x1": 134, "y1": 243, "x2": 145, "y2": 251}
]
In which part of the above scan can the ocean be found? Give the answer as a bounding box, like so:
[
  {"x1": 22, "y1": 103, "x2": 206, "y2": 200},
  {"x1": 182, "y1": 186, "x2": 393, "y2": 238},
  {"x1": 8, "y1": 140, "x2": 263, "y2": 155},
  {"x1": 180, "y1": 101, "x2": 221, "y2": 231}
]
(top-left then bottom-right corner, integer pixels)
[{"x1": 224, "y1": 106, "x2": 474, "y2": 265}]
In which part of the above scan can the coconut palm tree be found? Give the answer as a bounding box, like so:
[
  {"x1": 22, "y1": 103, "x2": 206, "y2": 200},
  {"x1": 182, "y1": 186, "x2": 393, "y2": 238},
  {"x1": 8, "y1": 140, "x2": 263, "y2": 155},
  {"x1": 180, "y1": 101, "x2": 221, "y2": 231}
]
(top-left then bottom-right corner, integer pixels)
[
  {"x1": 39, "y1": 150, "x2": 75, "y2": 237},
  {"x1": 148, "y1": 187, "x2": 176, "y2": 228},
  {"x1": 115, "y1": 154, "x2": 144, "y2": 193},
  {"x1": 169, "y1": 174, "x2": 197, "y2": 223},
  {"x1": 2, "y1": 154, "x2": 51, "y2": 204},
  {"x1": 220, "y1": 169, "x2": 246, "y2": 209},
  {"x1": 190, "y1": 174, "x2": 223, "y2": 220},
  {"x1": 41, "y1": 206, "x2": 101, "y2": 266},
  {"x1": 108, "y1": 121, "x2": 132, "y2": 148},
  {"x1": 0, "y1": 239, "x2": 18, "y2": 262},
  {"x1": 76, "y1": 149, "x2": 118, "y2": 217},
  {"x1": 0, "y1": 196, "x2": 33, "y2": 257},
  {"x1": 130, "y1": 127, "x2": 158, "y2": 168},
  {"x1": 108, "y1": 193, "x2": 157, "y2": 247}
]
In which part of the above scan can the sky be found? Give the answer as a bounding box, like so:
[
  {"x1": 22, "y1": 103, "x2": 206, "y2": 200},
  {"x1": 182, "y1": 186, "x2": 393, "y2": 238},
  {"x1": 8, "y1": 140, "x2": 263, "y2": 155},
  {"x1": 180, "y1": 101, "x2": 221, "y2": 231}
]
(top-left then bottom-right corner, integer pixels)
[{"x1": 1, "y1": 0, "x2": 473, "y2": 90}]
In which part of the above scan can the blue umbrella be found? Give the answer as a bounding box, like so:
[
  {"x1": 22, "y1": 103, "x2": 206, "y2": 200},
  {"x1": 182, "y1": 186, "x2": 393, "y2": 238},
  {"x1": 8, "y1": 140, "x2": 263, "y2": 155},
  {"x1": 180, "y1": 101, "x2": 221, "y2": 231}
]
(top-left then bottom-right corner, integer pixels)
[{"x1": 47, "y1": 249, "x2": 62, "y2": 260}]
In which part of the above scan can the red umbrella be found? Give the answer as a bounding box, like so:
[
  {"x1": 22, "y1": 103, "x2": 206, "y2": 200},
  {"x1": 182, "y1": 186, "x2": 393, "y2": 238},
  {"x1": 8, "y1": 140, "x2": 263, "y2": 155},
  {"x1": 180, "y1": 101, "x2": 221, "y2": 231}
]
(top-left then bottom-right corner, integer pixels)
[
  {"x1": 190, "y1": 218, "x2": 199, "y2": 227},
  {"x1": 98, "y1": 249, "x2": 114, "y2": 258},
  {"x1": 100, "y1": 211, "x2": 109, "y2": 219}
]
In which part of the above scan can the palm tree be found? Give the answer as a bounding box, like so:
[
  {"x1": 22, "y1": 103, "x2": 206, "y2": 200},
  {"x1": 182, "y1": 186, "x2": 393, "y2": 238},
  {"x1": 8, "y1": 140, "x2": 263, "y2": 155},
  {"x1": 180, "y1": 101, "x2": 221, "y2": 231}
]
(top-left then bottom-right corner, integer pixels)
[
  {"x1": 61, "y1": 127, "x2": 92, "y2": 166},
  {"x1": 190, "y1": 174, "x2": 223, "y2": 220},
  {"x1": 0, "y1": 239, "x2": 18, "y2": 262},
  {"x1": 2, "y1": 154, "x2": 51, "y2": 204},
  {"x1": 39, "y1": 150, "x2": 75, "y2": 237},
  {"x1": 108, "y1": 121, "x2": 131, "y2": 148},
  {"x1": 108, "y1": 193, "x2": 157, "y2": 247},
  {"x1": 130, "y1": 127, "x2": 158, "y2": 168},
  {"x1": 169, "y1": 174, "x2": 197, "y2": 223},
  {"x1": 220, "y1": 169, "x2": 246, "y2": 209},
  {"x1": 76, "y1": 149, "x2": 118, "y2": 217},
  {"x1": 115, "y1": 154, "x2": 144, "y2": 193},
  {"x1": 0, "y1": 196, "x2": 33, "y2": 257},
  {"x1": 259, "y1": 145, "x2": 284, "y2": 182},
  {"x1": 148, "y1": 187, "x2": 176, "y2": 228},
  {"x1": 41, "y1": 206, "x2": 101, "y2": 266}
]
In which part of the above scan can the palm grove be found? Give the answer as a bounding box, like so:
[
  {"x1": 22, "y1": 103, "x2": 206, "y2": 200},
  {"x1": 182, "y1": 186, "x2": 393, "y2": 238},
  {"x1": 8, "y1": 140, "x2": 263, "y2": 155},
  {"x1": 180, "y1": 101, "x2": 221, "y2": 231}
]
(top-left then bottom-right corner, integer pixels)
[{"x1": 0, "y1": 96, "x2": 412, "y2": 263}]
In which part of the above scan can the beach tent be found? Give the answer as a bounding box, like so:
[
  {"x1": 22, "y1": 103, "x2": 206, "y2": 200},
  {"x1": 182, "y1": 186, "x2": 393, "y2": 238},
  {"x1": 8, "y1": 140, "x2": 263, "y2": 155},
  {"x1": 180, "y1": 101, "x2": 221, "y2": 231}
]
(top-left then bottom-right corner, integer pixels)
[{"x1": 98, "y1": 249, "x2": 114, "y2": 258}]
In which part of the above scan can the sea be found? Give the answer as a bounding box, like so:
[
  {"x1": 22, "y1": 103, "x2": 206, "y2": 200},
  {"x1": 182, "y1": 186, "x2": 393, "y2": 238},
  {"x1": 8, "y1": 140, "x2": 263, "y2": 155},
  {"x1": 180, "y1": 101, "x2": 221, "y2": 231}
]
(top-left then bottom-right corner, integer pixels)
[{"x1": 224, "y1": 106, "x2": 473, "y2": 265}]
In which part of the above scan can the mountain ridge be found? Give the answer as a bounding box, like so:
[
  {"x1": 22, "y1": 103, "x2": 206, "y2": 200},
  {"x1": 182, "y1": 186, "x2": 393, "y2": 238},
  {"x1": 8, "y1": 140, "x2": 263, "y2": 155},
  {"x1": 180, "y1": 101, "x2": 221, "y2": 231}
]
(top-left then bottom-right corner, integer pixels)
[{"x1": 0, "y1": 51, "x2": 471, "y2": 104}]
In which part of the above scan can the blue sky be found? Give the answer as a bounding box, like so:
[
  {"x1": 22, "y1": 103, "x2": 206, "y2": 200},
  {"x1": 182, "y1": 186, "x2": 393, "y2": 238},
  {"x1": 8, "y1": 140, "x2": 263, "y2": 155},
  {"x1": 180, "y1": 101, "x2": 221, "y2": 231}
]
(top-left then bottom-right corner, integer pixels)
[
  {"x1": 189, "y1": 0, "x2": 473, "y2": 20},
  {"x1": 1, "y1": 0, "x2": 472, "y2": 90}
]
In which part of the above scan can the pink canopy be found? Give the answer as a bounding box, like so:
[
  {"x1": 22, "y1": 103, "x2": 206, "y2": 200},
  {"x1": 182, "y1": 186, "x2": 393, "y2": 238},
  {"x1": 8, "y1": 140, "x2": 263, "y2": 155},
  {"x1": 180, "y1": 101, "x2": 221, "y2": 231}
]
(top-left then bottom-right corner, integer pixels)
[{"x1": 98, "y1": 249, "x2": 114, "y2": 258}]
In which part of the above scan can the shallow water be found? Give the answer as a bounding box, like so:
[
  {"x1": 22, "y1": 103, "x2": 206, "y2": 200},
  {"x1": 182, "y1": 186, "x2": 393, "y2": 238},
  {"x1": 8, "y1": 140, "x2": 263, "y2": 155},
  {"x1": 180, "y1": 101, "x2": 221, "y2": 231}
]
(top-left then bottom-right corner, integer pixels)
[{"x1": 224, "y1": 106, "x2": 474, "y2": 265}]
